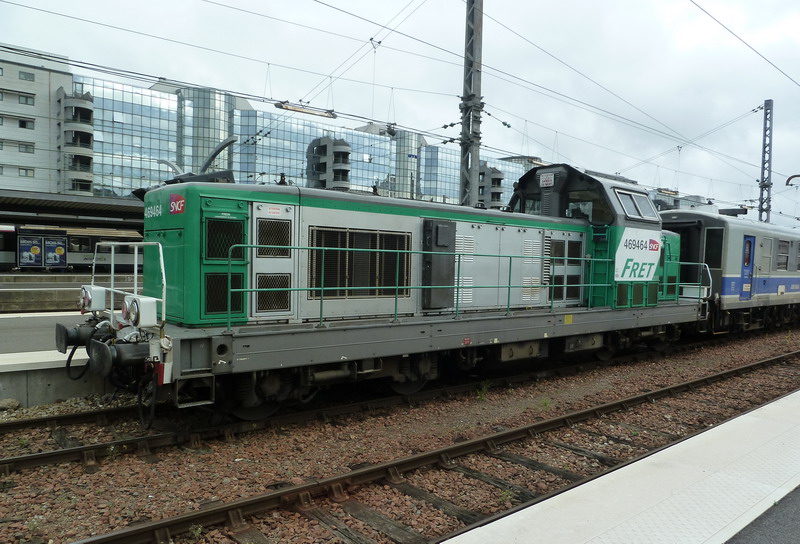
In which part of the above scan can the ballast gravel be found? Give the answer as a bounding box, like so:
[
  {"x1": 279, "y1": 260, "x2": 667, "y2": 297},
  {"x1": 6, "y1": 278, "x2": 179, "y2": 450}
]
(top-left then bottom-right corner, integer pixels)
[{"x1": 2, "y1": 330, "x2": 800, "y2": 543}]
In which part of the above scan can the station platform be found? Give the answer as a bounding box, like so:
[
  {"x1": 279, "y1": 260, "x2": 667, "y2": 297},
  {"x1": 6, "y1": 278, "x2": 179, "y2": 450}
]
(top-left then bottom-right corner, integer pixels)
[
  {"x1": 0, "y1": 312, "x2": 111, "y2": 406},
  {"x1": 444, "y1": 388, "x2": 800, "y2": 544}
]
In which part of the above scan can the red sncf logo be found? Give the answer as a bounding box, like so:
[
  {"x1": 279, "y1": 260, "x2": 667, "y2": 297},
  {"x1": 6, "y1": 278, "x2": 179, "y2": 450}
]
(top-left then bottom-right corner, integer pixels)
[
  {"x1": 648, "y1": 239, "x2": 660, "y2": 251},
  {"x1": 169, "y1": 194, "x2": 186, "y2": 214}
]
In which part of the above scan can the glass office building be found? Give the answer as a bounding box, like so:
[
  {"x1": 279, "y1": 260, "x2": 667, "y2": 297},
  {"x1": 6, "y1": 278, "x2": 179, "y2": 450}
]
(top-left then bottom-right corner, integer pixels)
[
  {"x1": 1, "y1": 46, "x2": 536, "y2": 205},
  {"x1": 73, "y1": 76, "x2": 178, "y2": 196}
]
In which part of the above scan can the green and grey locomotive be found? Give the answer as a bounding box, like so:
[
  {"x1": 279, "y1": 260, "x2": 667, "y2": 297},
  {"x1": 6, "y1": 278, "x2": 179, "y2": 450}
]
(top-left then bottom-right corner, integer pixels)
[{"x1": 56, "y1": 164, "x2": 709, "y2": 418}]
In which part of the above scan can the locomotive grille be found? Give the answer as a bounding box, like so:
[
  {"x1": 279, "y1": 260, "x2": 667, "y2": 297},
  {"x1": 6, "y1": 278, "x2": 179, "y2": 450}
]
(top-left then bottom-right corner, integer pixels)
[
  {"x1": 257, "y1": 219, "x2": 291, "y2": 258},
  {"x1": 648, "y1": 282, "x2": 659, "y2": 304},
  {"x1": 523, "y1": 239, "x2": 541, "y2": 264},
  {"x1": 309, "y1": 227, "x2": 410, "y2": 299},
  {"x1": 205, "y1": 273, "x2": 244, "y2": 314},
  {"x1": 522, "y1": 276, "x2": 542, "y2": 302},
  {"x1": 456, "y1": 276, "x2": 473, "y2": 304},
  {"x1": 256, "y1": 274, "x2": 291, "y2": 312},
  {"x1": 542, "y1": 236, "x2": 552, "y2": 286},
  {"x1": 632, "y1": 283, "x2": 645, "y2": 306},
  {"x1": 616, "y1": 284, "x2": 628, "y2": 307},
  {"x1": 206, "y1": 219, "x2": 244, "y2": 260},
  {"x1": 455, "y1": 235, "x2": 475, "y2": 262}
]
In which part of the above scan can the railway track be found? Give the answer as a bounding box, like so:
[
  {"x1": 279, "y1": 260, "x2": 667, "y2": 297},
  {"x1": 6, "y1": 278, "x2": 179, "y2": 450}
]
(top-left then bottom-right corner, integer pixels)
[
  {"x1": 60, "y1": 350, "x2": 800, "y2": 544},
  {"x1": 0, "y1": 330, "x2": 730, "y2": 478},
  {"x1": 0, "y1": 334, "x2": 775, "y2": 475}
]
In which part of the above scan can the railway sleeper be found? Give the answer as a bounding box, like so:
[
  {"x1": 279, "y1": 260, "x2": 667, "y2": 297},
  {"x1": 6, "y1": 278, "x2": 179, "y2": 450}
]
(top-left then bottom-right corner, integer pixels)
[
  {"x1": 489, "y1": 451, "x2": 585, "y2": 482},
  {"x1": 299, "y1": 506, "x2": 377, "y2": 544},
  {"x1": 225, "y1": 508, "x2": 272, "y2": 544},
  {"x1": 543, "y1": 440, "x2": 624, "y2": 467},
  {"x1": 613, "y1": 422, "x2": 681, "y2": 442},
  {"x1": 446, "y1": 464, "x2": 538, "y2": 503},
  {"x1": 571, "y1": 427, "x2": 643, "y2": 448},
  {"x1": 389, "y1": 481, "x2": 484, "y2": 525},
  {"x1": 341, "y1": 499, "x2": 428, "y2": 544}
]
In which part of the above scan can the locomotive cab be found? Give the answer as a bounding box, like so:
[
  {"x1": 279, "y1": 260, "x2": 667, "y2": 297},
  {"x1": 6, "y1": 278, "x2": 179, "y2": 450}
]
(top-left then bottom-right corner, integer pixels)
[{"x1": 508, "y1": 164, "x2": 615, "y2": 225}]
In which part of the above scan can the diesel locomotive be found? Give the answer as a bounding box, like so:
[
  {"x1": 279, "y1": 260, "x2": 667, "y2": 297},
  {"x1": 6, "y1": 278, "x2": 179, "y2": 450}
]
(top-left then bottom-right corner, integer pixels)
[{"x1": 57, "y1": 164, "x2": 721, "y2": 418}]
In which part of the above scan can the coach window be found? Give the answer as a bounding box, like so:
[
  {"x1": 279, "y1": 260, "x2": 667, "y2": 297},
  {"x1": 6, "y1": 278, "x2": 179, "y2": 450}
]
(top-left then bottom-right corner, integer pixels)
[
  {"x1": 776, "y1": 240, "x2": 789, "y2": 271},
  {"x1": 743, "y1": 240, "x2": 752, "y2": 266},
  {"x1": 69, "y1": 236, "x2": 91, "y2": 252},
  {"x1": 704, "y1": 228, "x2": 724, "y2": 269}
]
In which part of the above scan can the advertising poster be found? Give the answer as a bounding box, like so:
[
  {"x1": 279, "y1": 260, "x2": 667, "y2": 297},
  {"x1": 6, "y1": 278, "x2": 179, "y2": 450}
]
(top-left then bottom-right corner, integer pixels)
[
  {"x1": 45, "y1": 237, "x2": 68, "y2": 268},
  {"x1": 18, "y1": 236, "x2": 43, "y2": 268}
]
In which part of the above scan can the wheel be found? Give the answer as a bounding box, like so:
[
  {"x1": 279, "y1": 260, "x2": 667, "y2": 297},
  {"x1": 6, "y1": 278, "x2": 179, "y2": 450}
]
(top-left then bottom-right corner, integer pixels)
[
  {"x1": 389, "y1": 378, "x2": 428, "y2": 395},
  {"x1": 231, "y1": 402, "x2": 280, "y2": 421}
]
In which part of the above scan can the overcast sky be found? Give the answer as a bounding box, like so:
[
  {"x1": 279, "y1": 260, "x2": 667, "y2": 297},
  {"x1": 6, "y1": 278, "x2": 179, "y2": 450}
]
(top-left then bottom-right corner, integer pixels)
[{"x1": 2, "y1": 0, "x2": 799, "y2": 224}]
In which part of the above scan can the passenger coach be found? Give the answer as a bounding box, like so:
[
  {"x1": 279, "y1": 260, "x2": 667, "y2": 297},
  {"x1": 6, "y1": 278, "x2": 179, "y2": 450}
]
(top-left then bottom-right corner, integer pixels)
[{"x1": 662, "y1": 209, "x2": 800, "y2": 331}]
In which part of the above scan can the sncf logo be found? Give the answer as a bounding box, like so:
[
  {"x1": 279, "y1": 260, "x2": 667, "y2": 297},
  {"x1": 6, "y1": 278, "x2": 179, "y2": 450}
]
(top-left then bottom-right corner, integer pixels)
[
  {"x1": 649, "y1": 239, "x2": 660, "y2": 251},
  {"x1": 169, "y1": 194, "x2": 186, "y2": 214}
]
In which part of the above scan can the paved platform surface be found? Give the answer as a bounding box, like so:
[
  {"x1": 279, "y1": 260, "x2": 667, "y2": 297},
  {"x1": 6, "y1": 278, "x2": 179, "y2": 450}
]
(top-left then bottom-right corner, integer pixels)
[{"x1": 444, "y1": 389, "x2": 800, "y2": 544}]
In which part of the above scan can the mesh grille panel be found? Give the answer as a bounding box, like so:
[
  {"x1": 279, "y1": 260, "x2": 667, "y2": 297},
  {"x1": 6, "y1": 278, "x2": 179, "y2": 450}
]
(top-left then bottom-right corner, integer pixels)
[
  {"x1": 256, "y1": 274, "x2": 291, "y2": 312},
  {"x1": 206, "y1": 219, "x2": 244, "y2": 260},
  {"x1": 309, "y1": 227, "x2": 410, "y2": 299},
  {"x1": 205, "y1": 273, "x2": 243, "y2": 314},
  {"x1": 257, "y1": 219, "x2": 291, "y2": 258}
]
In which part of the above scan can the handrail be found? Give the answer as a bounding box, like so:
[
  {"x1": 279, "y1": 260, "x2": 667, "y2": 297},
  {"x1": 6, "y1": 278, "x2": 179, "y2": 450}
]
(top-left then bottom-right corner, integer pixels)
[
  {"x1": 221, "y1": 244, "x2": 708, "y2": 332},
  {"x1": 92, "y1": 241, "x2": 166, "y2": 328}
]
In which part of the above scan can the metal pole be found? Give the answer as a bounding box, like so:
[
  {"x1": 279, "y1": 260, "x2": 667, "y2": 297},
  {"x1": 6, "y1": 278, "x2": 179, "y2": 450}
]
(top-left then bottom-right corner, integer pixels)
[
  {"x1": 758, "y1": 99, "x2": 773, "y2": 222},
  {"x1": 460, "y1": 0, "x2": 483, "y2": 207}
]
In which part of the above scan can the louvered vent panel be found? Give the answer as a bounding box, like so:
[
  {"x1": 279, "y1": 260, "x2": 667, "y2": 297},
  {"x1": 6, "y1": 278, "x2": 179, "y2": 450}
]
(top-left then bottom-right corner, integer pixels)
[
  {"x1": 456, "y1": 277, "x2": 473, "y2": 304},
  {"x1": 542, "y1": 236, "x2": 552, "y2": 285},
  {"x1": 455, "y1": 235, "x2": 475, "y2": 262},
  {"x1": 522, "y1": 276, "x2": 542, "y2": 302}
]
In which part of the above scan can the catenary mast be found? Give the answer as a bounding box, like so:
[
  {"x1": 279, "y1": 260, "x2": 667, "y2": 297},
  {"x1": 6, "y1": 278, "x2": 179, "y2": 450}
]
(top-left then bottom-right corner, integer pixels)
[
  {"x1": 758, "y1": 99, "x2": 773, "y2": 223},
  {"x1": 460, "y1": 0, "x2": 484, "y2": 206}
]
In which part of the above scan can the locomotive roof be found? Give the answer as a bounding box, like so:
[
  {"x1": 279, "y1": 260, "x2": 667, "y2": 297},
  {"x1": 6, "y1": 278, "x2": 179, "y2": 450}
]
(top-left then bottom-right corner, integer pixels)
[{"x1": 146, "y1": 180, "x2": 587, "y2": 227}]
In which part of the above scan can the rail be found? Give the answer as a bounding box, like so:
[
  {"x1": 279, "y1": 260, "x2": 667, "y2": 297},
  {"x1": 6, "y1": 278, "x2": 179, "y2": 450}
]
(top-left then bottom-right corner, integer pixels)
[{"x1": 223, "y1": 244, "x2": 708, "y2": 331}]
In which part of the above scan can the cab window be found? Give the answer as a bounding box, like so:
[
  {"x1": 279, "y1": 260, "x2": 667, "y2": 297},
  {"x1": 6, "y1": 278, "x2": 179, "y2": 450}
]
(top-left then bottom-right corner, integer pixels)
[{"x1": 616, "y1": 190, "x2": 659, "y2": 221}]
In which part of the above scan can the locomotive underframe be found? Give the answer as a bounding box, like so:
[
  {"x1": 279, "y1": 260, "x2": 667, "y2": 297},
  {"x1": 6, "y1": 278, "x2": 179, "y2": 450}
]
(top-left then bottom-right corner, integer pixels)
[{"x1": 166, "y1": 301, "x2": 703, "y2": 406}]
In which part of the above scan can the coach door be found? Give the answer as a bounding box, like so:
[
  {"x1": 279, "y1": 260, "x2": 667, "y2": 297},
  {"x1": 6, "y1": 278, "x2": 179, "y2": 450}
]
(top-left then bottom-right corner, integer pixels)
[
  {"x1": 740, "y1": 235, "x2": 755, "y2": 301},
  {"x1": 251, "y1": 203, "x2": 297, "y2": 318}
]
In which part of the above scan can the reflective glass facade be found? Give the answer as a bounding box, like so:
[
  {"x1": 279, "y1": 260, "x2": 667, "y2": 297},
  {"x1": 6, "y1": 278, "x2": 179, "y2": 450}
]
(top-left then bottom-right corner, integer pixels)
[
  {"x1": 234, "y1": 110, "x2": 394, "y2": 192},
  {"x1": 75, "y1": 76, "x2": 178, "y2": 196},
  {"x1": 79, "y1": 76, "x2": 527, "y2": 202}
]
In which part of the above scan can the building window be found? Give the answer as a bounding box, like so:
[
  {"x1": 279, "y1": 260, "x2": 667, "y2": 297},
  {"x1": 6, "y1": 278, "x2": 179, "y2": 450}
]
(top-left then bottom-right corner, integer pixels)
[
  {"x1": 19, "y1": 71, "x2": 35, "y2": 82},
  {"x1": 18, "y1": 119, "x2": 34, "y2": 129},
  {"x1": 19, "y1": 168, "x2": 34, "y2": 177},
  {"x1": 19, "y1": 143, "x2": 34, "y2": 153},
  {"x1": 19, "y1": 95, "x2": 34, "y2": 106}
]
